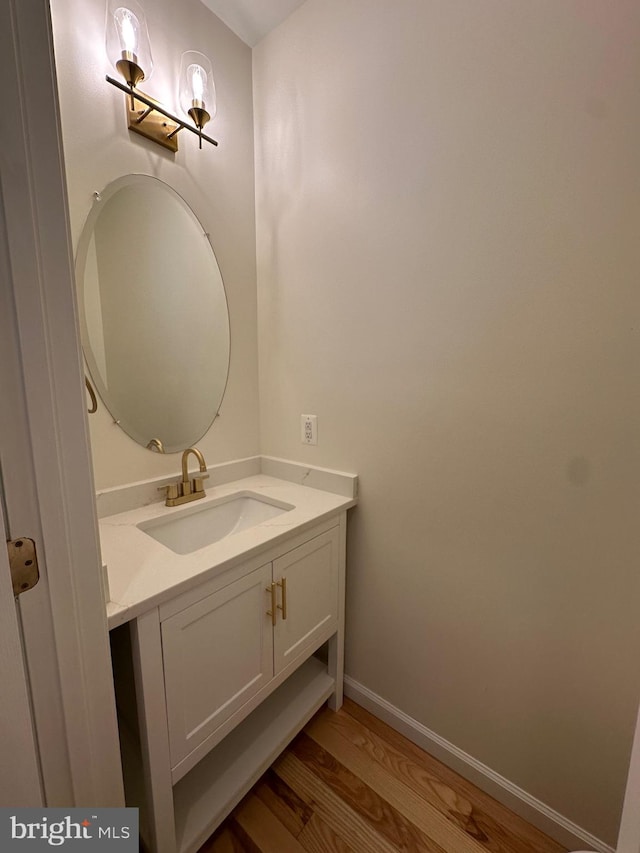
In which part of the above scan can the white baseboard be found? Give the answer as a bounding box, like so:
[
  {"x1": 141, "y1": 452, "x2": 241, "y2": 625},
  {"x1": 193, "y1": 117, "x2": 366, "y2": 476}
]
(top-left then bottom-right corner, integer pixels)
[{"x1": 343, "y1": 676, "x2": 614, "y2": 853}]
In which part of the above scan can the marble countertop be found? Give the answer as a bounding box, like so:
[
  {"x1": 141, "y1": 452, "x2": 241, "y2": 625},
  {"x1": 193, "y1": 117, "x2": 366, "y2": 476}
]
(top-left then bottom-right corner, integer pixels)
[{"x1": 102, "y1": 473, "x2": 356, "y2": 629}]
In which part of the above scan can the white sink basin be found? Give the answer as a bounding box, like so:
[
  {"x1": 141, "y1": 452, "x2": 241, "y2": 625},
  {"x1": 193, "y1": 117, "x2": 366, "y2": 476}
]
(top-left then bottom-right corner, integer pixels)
[{"x1": 137, "y1": 491, "x2": 294, "y2": 555}]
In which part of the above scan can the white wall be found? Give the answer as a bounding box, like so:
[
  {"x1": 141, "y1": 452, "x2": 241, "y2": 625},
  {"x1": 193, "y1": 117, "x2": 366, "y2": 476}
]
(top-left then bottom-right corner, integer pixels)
[
  {"x1": 253, "y1": 0, "x2": 640, "y2": 844},
  {"x1": 51, "y1": 0, "x2": 259, "y2": 490}
]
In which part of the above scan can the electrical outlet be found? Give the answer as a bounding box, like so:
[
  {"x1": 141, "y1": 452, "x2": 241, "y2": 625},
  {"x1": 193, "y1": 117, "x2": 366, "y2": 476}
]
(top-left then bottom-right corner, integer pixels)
[{"x1": 301, "y1": 414, "x2": 318, "y2": 445}]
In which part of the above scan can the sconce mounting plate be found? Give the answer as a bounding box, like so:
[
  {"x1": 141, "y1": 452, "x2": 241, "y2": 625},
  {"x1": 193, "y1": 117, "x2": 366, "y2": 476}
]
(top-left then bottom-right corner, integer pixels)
[{"x1": 127, "y1": 92, "x2": 180, "y2": 152}]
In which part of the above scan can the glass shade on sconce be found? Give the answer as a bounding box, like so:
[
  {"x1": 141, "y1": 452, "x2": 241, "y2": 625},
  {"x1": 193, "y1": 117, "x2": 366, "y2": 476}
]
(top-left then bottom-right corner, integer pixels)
[
  {"x1": 179, "y1": 51, "x2": 216, "y2": 138},
  {"x1": 105, "y1": 0, "x2": 153, "y2": 90}
]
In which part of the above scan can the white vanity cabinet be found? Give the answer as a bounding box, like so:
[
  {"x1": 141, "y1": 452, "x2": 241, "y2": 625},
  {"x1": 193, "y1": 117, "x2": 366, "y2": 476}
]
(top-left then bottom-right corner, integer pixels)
[
  {"x1": 113, "y1": 515, "x2": 346, "y2": 853},
  {"x1": 162, "y1": 527, "x2": 339, "y2": 770}
]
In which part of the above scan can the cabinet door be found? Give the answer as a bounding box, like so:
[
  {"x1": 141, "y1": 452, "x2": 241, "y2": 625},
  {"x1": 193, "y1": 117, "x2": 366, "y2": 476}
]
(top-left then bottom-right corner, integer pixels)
[
  {"x1": 161, "y1": 563, "x2": 273, "y2": 767},
  {"x1": 273, "y1": 527, "x2": 339, "y2": 676}
]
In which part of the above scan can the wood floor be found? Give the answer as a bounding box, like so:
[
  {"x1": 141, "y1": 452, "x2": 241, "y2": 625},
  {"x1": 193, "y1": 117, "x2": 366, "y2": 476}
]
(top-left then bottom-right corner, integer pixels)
[{"x1": 199, "y1": 698, "x2": 568, "y2": 853}]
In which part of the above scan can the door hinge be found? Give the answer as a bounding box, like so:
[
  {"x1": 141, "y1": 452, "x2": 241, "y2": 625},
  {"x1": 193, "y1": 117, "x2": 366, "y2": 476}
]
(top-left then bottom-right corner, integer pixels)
[{"x1": 7, "y1": 538, "x2": 40, "y2": 596}]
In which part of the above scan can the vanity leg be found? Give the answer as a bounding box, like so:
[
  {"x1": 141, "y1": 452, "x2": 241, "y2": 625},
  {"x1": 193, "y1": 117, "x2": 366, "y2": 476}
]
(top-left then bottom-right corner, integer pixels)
[
  {"x1": 328, "y1": 513, "x2": 347, "y2": 711},
  {"x1": 131, "y1": 610, "x2": 177, "y2": 853}
]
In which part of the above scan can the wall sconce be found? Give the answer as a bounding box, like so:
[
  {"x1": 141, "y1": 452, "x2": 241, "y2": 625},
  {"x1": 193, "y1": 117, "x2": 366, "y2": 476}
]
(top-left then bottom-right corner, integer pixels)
[
  {"x1": 179, "y1": 52, "x2": 216, "y2": 149},
  {"x1": 105, "y1": 0, "x2": 218, "y2": 152}
]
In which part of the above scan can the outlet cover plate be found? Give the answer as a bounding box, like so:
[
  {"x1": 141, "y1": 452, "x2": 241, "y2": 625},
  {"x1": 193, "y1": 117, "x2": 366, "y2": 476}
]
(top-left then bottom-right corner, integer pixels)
[{"x1": 301, "y1": 414, "x2": 318, "y2": 445}]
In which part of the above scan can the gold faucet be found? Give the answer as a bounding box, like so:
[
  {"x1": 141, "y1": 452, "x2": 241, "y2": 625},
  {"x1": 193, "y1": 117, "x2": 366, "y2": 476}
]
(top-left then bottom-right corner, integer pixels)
[{"x1": 160, "y1": 447, "x2": 209, "y2": 507}]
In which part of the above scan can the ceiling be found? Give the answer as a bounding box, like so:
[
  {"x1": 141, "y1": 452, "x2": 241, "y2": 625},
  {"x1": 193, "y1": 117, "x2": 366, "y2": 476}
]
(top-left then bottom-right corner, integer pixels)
[{"x1": 199, "y1": 0, "x2": 307, "y2": 47}]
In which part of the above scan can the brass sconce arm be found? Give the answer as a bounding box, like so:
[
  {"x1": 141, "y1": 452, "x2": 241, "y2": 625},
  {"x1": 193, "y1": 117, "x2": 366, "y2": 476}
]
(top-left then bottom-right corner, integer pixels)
[{"x1": 106, "y1": 75, "x2": 218, "y2": 150}]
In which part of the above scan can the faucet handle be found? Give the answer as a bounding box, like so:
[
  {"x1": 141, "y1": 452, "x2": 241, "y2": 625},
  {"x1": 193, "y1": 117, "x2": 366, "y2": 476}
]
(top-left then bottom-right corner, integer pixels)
[
  {"x1": 192, "y1": 474, "x2": 209, "y2": 494},
  {"x1": 158, "y1": 483, "x2": 180, "y2": 502}
]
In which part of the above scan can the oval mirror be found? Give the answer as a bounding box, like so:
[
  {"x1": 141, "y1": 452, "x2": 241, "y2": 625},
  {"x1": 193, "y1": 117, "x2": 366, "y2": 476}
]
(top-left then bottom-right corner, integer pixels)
[{"x1": 76, "y1": 174, "x2": 230, "y2": 453}]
